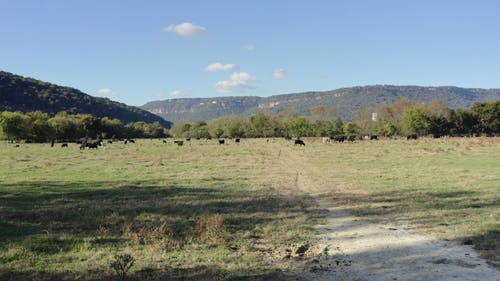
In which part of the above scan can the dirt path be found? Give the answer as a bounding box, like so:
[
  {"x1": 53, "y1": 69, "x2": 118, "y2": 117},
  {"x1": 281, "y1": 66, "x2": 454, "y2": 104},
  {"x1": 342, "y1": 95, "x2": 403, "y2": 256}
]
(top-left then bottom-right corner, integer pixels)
[
  {"x1": 289, "y1": 173, "x2": 500, "y2": 281},
  {"x1": 300, "y1": 196, "x2": 500, "y2": 281}
]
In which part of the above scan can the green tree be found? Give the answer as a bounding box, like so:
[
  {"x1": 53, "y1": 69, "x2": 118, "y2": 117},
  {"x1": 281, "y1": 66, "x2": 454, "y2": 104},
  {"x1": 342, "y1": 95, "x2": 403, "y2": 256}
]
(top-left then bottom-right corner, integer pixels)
[
  {"x1": 27, "y1": 111, "x2": 53, "y2": 142},
  {"x1": 342, "y1": 122, "x2": 358, "y2": 136},
  {"x1": 0, "y1": 111, "x2": 30, "y2": 140},
  {"x1": 190, "y1": 121, "x2": 211, "y2": 139},
  {"x1": 77, "y1": 114, "x2": 100, "y2": 138},
  {"x1": 49, "y1": 112, "x2": 81, "y2": 140},
  {"x1": 100, "y1": 117, "x2": 125, "y2": 139},
  {"x1": 400, "y1": 106, "x2": 431, "y2": 135},
  {"x1": 378, "y1": 121, "x2": 397, "y2": 136},
  {"x1": 249, "y1": 111, "x2": 284, "y2": 137},
  {"x1": 449, "y1": 109, "x2": 477, "y2": 136},
  {"x1": 287, "y1": 116, "x2": 312, "y2": 137},
  {"x1": 170, "y1": 122, "x2": 191, "y2": 138},
  {"x1": 470, "y1": 101, "x2": 500, "y2": 136},
  {"x1": 209, "y1": 115, "x2": 249, "y2": 138}
]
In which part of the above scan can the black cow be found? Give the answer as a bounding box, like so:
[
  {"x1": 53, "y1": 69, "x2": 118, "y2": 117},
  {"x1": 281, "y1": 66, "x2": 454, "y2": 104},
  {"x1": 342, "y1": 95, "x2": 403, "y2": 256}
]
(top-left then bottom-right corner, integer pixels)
[
  {"x1": 61, "y1": 143, "x2": 68, "y2": 148},
  {"x1": 407, "y1": 134, "x2": 418, "y2": 140},
  {"x1": 218, "y1": 139, "x2": 225, "y2": 145},
  {"x1": 347, "y1": 135, "x2": 356, "y2": 142},
  {"x1": 176, "y1": 141, "x2": 184, "y2": 146},
  {"x1": 128, "y1": 139, "x2": 135, "y2": 144},
  {"x1": 294, "y1": 139, "x2": 305, "y2": 146},
  {"x1": 86, "y1": 142, "x2": 99, "y2": 149},
  {"x1": 333, "y1": 136, "x2": 346, "y2": 142},
  {"x1": 234, "y1": 138, "x2": 240, "y2": 143},
  {"x1": 370, "y1": 135, "x2": 378, "y2": 140},
  {"x1": 163, "y1": 140, "x2": 167, "y2": 144},
  {"x1": 186, "y1": 138, "x2": 191, "y2": 141}
]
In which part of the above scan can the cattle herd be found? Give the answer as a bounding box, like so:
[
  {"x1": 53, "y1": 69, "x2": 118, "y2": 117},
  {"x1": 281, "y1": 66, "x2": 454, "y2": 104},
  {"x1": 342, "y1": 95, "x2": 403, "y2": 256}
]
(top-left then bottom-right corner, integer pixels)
[{"x1": 7, "y1": 134, "x2": 433, "y2": 149}]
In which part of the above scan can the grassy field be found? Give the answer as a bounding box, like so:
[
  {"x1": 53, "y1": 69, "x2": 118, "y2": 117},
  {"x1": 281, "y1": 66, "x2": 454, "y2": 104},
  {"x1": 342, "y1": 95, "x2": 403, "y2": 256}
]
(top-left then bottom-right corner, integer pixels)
[
  {"x1": 297, "y1": 137, "x2": 500, "y2": 266},
  {"x1": 0, "y1": 137, "x2": 499, "y2": 280}
]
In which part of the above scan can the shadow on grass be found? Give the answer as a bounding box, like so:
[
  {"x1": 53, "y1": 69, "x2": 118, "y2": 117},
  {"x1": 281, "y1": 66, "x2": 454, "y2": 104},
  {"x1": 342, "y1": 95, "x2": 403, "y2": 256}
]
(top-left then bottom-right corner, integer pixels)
[{"x1": 0, "y1": 265, "x2": 299, "y2": 281}]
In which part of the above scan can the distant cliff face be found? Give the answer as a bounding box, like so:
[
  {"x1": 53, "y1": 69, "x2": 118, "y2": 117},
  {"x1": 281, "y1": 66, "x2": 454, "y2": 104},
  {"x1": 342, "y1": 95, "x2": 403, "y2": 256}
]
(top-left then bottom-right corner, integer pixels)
[
  {"x1": 0, "y1": 71, "x2": 172, "y2": 128},
  {"x1": 141, "y1": 85, "x2": 500, "y2": 122}
]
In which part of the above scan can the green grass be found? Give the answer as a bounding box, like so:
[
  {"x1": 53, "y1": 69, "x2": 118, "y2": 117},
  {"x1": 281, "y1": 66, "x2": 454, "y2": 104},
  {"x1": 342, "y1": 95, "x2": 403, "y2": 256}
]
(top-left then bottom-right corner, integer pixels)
[
  {"x1": 0, "y1": 139, "x2": 317, "y2": 280},
  {"x1": 295, "y1": 137, "x2": 500, "y2": 265},
  {"x1": 0, "y1": 137, "x2": 499, "y2": 280}
]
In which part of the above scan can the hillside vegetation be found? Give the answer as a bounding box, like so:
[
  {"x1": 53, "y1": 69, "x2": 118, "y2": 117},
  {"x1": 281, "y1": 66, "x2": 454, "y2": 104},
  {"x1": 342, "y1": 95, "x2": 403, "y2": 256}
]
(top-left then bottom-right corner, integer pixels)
[
  {"x1": 141, "y1": 85, "x2": 500, "y2": 122},
  {"x1": 0, "y1": 71, "x2": 171, "y2": 128}
]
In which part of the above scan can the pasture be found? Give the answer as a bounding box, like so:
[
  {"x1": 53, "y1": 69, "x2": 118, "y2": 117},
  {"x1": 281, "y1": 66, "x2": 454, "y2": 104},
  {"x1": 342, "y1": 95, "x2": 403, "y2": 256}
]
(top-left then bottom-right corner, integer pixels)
[{"x1": 0, "y1": 137, "x2": 499, "y2": 280}]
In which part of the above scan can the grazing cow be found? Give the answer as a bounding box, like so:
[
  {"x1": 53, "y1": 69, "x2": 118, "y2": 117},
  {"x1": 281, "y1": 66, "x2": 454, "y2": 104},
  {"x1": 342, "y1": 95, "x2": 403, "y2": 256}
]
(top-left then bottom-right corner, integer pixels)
[
  {"x1": 61, "y1": 143, "x2": 68, "y2": 148},
  {"x1": 333, "y1": 135, "x2": 346, "y2": 142},
  {"x1": 108, "y1": 140, "x2": 113, "y2": 144},
  {"x1": 86, "y1": 142, "x2": 99, "y2": 149},
  {"x1": 14, "y1": 144, "x2": 20, "y2": 148},
  {"x1": 370, "y1": 135, "x2": 378, "y2": 140},
  {"x1": 128, "y1": 139, "x2": 135, "y2": 144},
  {"x1": 407, "y1": 134, "x2": 418, "y2": 140},
  {"x1": 186, "y1": 138, "x2": 191, "y2": 141},
  {"x1": 322, "y1": 137, "x2": 330, "y2": 143},
  {"x1": 347, "y1": 135, "x2": 356, "y2": 142},
  {"x1": 163, "y1": 140, "x2": 167, "y2": 144},
  {"x1": 218, "y1": 139, "x2": 225, "y2": 145},
  {"x1": 176, "y1": 140, "x2": 183, "y2": 146},
  {"x1": 294, "y1": 139, "x2": 306, "y2": 146},
  {"x1": 234, "y1": 138, "x2": 240, "y2": 143}
]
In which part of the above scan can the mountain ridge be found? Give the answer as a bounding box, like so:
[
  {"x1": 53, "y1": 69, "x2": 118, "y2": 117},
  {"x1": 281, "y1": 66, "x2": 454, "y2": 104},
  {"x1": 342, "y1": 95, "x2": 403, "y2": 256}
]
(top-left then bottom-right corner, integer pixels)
[
  {"x1": 141, "y1": 85, "x2": 500, "y2": 122},
  {"x1": 0, "y1": 71, "x2": 172, "y2": 128}
]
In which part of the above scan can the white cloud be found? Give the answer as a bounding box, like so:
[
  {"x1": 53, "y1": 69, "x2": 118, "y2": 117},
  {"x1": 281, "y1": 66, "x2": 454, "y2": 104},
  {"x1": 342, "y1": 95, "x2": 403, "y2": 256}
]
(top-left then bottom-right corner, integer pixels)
[
  {"x1": 273, "y1": 68, "x2": 285, "y2": 80},
  {"x1": 155, "y1": 89, "x2": 189, "y2": 99},
  {"x1": 95, "y1": 88, "x2": 117, "y2": 97},
  {"x1": 242, "y1": 44, "x2": 255, "y2": 51},
  {"x1": 204, "y1": 63, "x2": 237, "y2": 72},
  {"x1": 163, "y1": 22, "x2": 206, "y2": 37},
  {"x1": 169, "y1": 89, "x2": 188, "y2": 97},
  {"x1": 215, "y1": 72, "x2": 256, "y2": 94}
]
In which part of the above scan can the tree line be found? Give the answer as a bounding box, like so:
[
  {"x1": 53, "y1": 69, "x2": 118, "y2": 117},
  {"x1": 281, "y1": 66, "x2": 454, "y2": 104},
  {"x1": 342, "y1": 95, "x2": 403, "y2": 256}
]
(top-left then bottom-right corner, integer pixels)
[
  {"x1": 0, "y1": 111, "x2": 167, "y2": 142},
  {"x1": 1, "y1": 100, "x2": 499, "y2": 142},
  {"x1": 169, "y1": 100, "x2": 500, "y2": 138}
]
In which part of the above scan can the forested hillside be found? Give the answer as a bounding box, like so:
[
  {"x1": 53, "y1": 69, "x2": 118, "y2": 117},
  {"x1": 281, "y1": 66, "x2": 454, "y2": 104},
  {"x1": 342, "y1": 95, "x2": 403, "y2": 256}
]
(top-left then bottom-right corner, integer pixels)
[
  {"x1": 141, "y1": 85, "x2": 500, "y2": 122},
  {"x1": 0, "y1": 71, "x2": 172, "y2": 128}
]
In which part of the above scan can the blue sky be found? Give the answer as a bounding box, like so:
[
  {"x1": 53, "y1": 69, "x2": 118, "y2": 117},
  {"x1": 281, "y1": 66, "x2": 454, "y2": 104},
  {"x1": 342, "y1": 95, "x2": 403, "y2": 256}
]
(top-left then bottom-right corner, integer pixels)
[{"x1": 1, "y1": 0, "x2": 500, "y2": 106}]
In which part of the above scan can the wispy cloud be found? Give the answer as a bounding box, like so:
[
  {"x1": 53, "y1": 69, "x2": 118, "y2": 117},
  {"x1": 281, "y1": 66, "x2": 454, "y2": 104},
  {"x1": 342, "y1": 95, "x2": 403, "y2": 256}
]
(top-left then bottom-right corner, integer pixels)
[
  {"x1": 215, "y1": 72, "x2": 256, "y2": 94},
  {"x1": 273, "y1": 68, "x2": 285, "y2": 80},
  {"x1": 169, "y1": 89, "x2": 188, "y2": 97},
  {"x1": 155, "y1": 89, "x2": 189, "y2": 99},
  {"x1": 163, "y1": 22, "x2": 206, "y2": 37},
  {"x1": 204, "y1": 63, "x2": 237, "y2": 72},
  {"x1": 242, "y1": 44, "x2": 255, "y2": 51},
  {"x1": 95, "y1": 88, "x2": 117, "y2": 97}
]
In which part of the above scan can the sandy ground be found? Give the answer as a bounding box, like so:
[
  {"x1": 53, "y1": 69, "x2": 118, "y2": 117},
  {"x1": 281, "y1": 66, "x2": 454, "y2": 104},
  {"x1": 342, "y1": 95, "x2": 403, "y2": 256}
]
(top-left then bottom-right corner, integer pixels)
[{"x1": 294, "y1": 195, "x2": 500, "y2": 281}]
